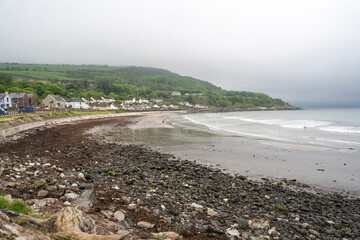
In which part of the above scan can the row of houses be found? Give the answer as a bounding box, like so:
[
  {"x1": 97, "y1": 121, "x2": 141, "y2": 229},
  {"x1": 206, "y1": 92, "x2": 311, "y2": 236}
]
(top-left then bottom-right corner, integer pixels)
[
  {"x1": 1, "y1": 91, "x2": 208, "y2": 111},
  {"x1": 42, "y1": 95, "x2": 168, "y2": 110},
  {"x1": 42, "y1": 95, "x2": 138, "y2": 110},
  {"x1": 0, "y1": 92, "x2": 36, "y2": 109},
  {"x1": 171, "y1": 91, "x2": 205, "y2": 96}
]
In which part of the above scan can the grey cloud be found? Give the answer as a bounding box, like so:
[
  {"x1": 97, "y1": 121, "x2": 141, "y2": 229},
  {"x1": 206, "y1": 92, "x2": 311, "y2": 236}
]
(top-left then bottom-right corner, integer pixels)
[{"x1": 0, "y1": 0, "x2": 360, "y2": 108}]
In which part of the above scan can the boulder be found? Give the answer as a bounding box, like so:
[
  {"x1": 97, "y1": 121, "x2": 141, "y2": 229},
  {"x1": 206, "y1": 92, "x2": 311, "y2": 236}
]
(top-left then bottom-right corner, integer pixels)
[
  {"x1": 54, "y1": 207, "x2": 129, "y2": 239},
  {"x1": 0, "y1": 210, "x2": 50, "y2": 239},
  {"x1": 80, "y1": 190, "x2": 97, "y2": 205}
]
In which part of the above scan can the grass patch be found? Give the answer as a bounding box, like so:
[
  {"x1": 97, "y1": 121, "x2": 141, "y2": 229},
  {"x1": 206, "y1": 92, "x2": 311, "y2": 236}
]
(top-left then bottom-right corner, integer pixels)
[
  {"x1": 107, "y1": 171, "x2": 117, "y2": 176},
  {"x1": 50, "y1": 112, "x2": 73, "y2": 118},
  {"x1": 30, "y1": 213, "x2": 52, "y2": 219},
  {"x1": 15, "y1": 217, "x2": 28, "y2": 225},
  {"x1": 254, "y1": 202, "x2": 263, "y2": 207},
  {"x1": 0, "y1": 195, "x2": 32, "y2": 215},
  {"x1": 273, "y1": 205, "x2": 287, "y2": 211},
  {"x1": 341, "y1": 226, "x2": 351, "y2": 232}
]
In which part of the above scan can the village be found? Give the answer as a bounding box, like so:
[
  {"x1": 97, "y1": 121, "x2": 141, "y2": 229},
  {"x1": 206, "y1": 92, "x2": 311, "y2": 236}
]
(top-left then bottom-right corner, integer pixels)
[{"x1": 0, "y1": 91, "x2": 208, "y2": 114}]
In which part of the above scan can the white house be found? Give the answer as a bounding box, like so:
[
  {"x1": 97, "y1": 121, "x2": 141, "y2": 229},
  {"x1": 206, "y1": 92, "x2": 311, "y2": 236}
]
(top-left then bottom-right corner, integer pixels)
[
  {"x1": 124, "y1": 98, "x2": 136, "y2": 104},
  {"x1": 90, "y1": 97, "x2": 106, "y2": 103},
  {"x1": 102, "y1": 97, "x2": 115, "y2": 103},
  {"x1": 66, "y1": 97, "x2": 89, "y2": 109},
  {"x1": 0, "y1": 92, "x2": 12, "y2": 109},
  {"x1": 136, "y1": 98, "x2": 150, "y2": 104},
  {"x1": 171, "y1": 91, "x2": 181, "y2": 96},
  {"x1": 150, "y1": 98, "x2": 163, "y2": 103},
  {"x1": 180, "y1": 102, "x2": 193, "y2": 107},
  {"x1": 42, "y1": 94, "x2": 67, "y2": 109},
  {"x1": 194, "y1": 104, "x2": 208, "y2": 108},
  {"x1": 108, "y1": 104, "x2": 119, "y2": 110}
]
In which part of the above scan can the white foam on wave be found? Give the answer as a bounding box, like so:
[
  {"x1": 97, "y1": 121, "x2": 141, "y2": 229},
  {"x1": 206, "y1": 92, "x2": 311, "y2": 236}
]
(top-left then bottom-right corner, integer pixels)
[
  {"x1": 225, "y1": 117, "x2": 331, "y2": 129},
  {"x1": 319, "y1": 126, "x2": 360, "y2": 134},
  {"x1": 182, "y1": 115, "x2": 287, "y2": 141}
]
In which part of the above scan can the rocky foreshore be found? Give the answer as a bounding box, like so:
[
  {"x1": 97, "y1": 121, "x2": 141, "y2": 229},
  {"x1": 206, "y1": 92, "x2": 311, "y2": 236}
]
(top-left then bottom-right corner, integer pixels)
[{"x1": 0, "y1": 116, "x2": 359, "y2": 239}]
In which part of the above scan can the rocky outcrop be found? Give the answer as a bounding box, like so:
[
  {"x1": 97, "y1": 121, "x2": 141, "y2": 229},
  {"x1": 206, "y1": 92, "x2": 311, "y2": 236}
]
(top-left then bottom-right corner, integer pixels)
[
  {"x1": 0, "y1": 210, "x2": 50, "y2": 240},
  {"x1": 0, "y1": 207, "x2": 132, "y2": 240},
  {"x1": 54, "y1": 207, "x2": 129, "y2": 240}
]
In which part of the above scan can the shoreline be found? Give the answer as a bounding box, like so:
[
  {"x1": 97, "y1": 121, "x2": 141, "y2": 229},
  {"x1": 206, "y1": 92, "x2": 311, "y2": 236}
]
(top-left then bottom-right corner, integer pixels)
[
  {"x1": 96, "y1": 112, "x2": 360, "y2": 198},
  {"x1": 1, "y1": 111, "x2": 359, "y2": 239}
]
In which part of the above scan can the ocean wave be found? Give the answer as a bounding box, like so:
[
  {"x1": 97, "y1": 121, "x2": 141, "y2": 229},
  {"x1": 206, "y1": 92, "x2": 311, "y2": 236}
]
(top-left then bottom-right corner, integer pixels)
[
  {"x1": 182, "y1": 115, "x2": 287, "y2": 141},
  {"x1": 319, "y1": 126, "x2": 360, "y2": 134},
  {"x1": 225, "y1": 117, "x2": 331, "y2": 129}
]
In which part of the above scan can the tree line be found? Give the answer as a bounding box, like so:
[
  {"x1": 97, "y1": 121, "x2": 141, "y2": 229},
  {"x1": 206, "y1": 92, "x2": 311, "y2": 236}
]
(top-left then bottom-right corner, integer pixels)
[{"x1": 0, "y1": 64, "x2": 289, "y2": 108}]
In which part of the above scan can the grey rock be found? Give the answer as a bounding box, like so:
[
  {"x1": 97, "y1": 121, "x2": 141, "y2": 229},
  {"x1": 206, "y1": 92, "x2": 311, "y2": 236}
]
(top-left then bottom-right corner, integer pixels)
[
  {"x1": 137, "y1": 221, "x2": 155, "y2": 228},
  {"x1": 309, "y1": 229, "x2": 320, "y2": 237},
  {"x1": 33, "y1": 178, "x2": 47, "y2": 189},
  {"x1": 37, "y1": 190, "x2": 49, "y2": 197},
  {"x1": 83, "y1": 216, "x2": 96, "y2": 234},
  {"x1": 80, "y1": 189, "x2": 97, "y2": 205},
  {"x1": 249, "y1": 218, "x2": 270, "y2": 230},
  {"x1": 114, "y1": 210, "x2": 125, "y2": 222},
  {"x1": 72, "y1": 197, "x2": 93, "y2": 208},
  {"x1": 64, "y1": 192, "x2": 79, "y2": 200}
]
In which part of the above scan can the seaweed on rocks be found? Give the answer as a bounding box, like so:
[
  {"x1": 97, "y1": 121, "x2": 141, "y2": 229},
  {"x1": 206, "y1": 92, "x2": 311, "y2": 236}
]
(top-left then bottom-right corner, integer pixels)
[{"x1": 0, "y1": 116, "x2": 359, "y2": 239}]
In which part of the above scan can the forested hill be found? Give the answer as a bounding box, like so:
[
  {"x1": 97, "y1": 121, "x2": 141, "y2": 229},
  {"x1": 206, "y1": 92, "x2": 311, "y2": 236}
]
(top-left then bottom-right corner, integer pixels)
[{"x1": 0, "y1": 63, "x2": 294, "y2": 109}]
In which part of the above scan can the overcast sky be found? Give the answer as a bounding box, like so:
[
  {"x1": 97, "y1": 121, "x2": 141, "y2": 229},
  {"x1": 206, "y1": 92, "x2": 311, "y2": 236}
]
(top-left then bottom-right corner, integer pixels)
[{"x1": 1, "y1": 0, "x2": 359, "y2": 107}]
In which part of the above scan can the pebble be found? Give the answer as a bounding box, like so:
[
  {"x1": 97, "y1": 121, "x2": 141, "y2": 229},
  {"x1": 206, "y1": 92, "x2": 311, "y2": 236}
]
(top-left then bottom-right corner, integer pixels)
[
  {"x1": 114, "y1": 210, "x2": 125, "y2": 222},
  {"x1": 37, "y1": 190, "x2": 49, "y2": 197},
  {"x1": 78, "y1": 172, "x2": 86, "y2": 181},
  {"x1": 226, "y1": 228, "x2": 240, "y2": 237},
  {"x1": 190, "y1": 203, "x2": 203, "y2": 212},
  {"x1": 137, "y1": 221, "x2": 155, "y2": 229},
  {"x1": 207, "y1": 208, "x2": 218, "y2": 216},
  {"x1": 127, "y1": 203, "x2": 136, "y2": 210},
  {"x1": 64, "y1": 192, "x2": 79, "y2": 200}
]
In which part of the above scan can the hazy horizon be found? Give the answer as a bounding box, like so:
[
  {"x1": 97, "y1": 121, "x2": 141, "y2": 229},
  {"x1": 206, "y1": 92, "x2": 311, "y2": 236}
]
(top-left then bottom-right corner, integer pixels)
[{"x1": 1, "y1": 0, "x2": 360, "y2": 108}]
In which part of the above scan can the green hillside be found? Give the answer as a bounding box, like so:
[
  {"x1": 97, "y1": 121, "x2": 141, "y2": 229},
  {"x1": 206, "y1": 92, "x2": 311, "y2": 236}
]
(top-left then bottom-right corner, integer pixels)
[{"x1": 0, "y1": 63, "x2": 292, "y2": 109}]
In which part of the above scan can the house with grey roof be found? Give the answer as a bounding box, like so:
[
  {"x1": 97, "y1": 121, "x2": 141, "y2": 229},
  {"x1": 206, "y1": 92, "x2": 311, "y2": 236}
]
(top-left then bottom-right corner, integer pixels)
[
  {"x1": 0, "y1": 92, "x2": 12, "y2": 109},
  {"x1": 66, "y1": 97, "x2": 89, "y2": 109},
  {"x1": 10, "y1": 92, "x2": 29, "y2": 109},
  {"x1": 42, "y1": 94, "x2": 66, "y2": 109}
]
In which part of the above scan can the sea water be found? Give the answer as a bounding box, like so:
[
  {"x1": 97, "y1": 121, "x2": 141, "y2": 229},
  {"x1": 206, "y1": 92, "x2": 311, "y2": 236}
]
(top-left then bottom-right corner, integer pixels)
[
  {"x1": 176, "y1": 108, "x2": 360, "y2": 150},
  {"x1": 120, "y1": 109, "x2": 360, "y2": 196}
]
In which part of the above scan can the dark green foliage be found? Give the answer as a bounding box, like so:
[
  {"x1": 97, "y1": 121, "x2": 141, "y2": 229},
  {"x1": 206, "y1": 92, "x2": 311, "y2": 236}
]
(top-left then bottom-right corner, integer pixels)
[{"x1": 0, "y1": 63, "x2": 289, "y2": 108}]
